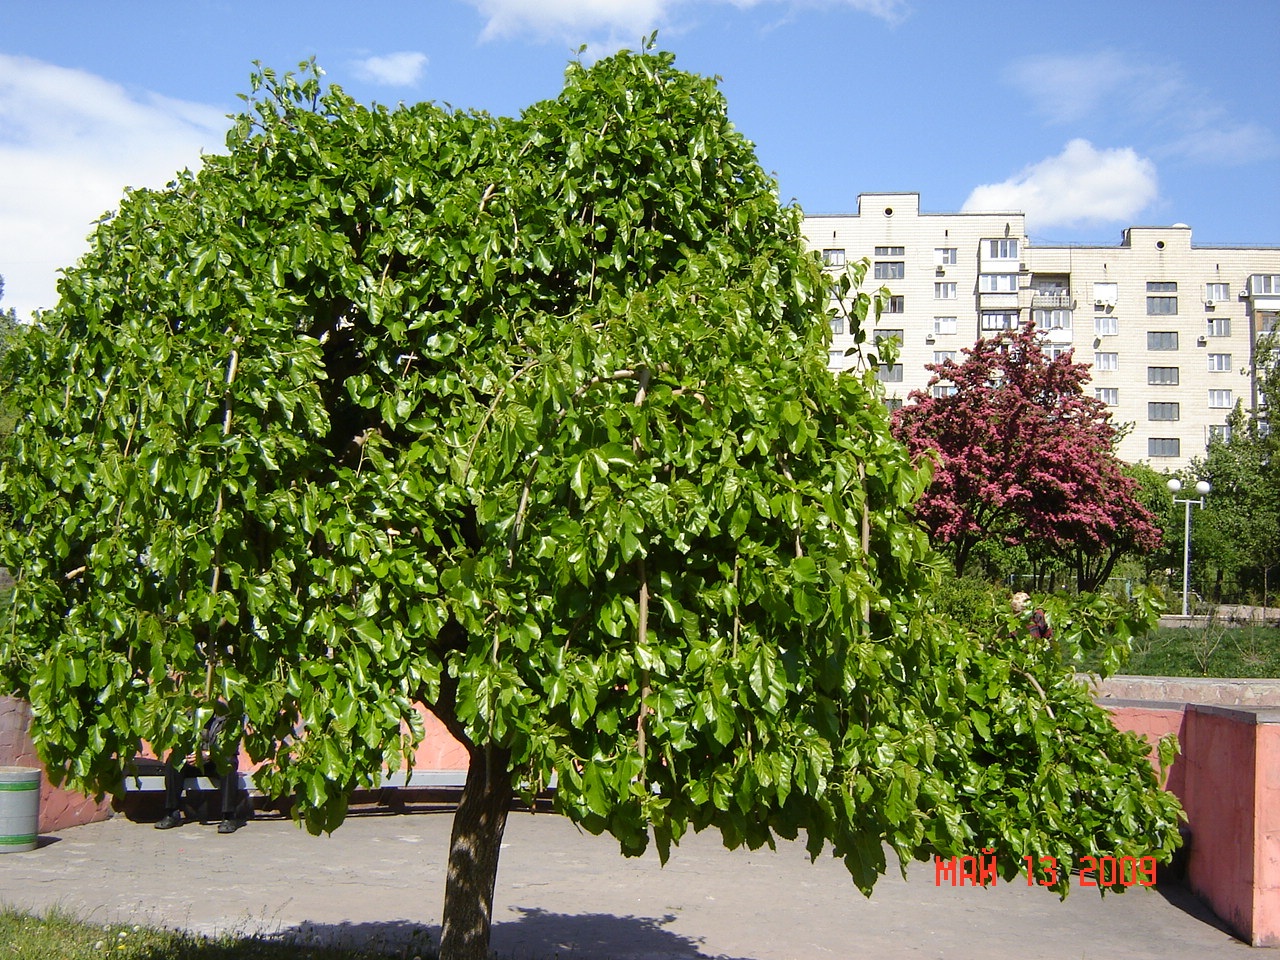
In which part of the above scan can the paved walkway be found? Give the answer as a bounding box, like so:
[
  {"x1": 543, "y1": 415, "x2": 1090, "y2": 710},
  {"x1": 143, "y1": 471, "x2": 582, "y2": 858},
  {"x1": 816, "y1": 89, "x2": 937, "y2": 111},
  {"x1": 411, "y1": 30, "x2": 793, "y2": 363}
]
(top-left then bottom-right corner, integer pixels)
[{"x1": 0, "y1": 807, "x2": 1254, "y2": 959}]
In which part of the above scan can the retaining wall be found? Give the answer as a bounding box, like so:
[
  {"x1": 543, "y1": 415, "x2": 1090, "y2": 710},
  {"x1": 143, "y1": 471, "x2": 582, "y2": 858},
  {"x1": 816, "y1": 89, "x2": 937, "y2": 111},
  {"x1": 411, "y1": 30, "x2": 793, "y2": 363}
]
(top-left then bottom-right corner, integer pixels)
[
  {"x1": 1105, "y1": 696, "x2": 1280, "y2": 947},
  {"x1": 0, "y1": 696, "x2": 113, "y2": 833}
]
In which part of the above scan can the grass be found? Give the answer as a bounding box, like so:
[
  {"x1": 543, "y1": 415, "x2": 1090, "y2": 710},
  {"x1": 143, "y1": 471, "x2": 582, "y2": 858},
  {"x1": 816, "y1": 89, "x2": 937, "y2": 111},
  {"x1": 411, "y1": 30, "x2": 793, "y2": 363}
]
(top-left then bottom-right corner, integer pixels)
[
  {"x1": 0, "y1": 908, "x2": 436, "y2": 960},
  {"x1": 1118, "y1": 624, "x2": 1280, "y2": 678}
]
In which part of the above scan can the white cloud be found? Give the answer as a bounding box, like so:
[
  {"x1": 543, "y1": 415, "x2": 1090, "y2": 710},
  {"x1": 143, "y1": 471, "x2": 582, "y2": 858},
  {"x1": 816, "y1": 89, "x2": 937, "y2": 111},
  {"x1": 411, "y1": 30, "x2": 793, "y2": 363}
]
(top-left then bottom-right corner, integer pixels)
[
  {"x1": 962, "y1": 139, "x2": 1159, "y2": 232},
  {"x1": 464, "y1": 0, "x2": 907, "y2": 43},
  {"x1": 352, "y1": 52, "x2": 429, "y2": 86},
  {"x1": 0, "y1": 55, "x2": 228, "y2": 319},
  {"x1": 1007, "y1": 50, "x2": 1278, "y2": 167}
]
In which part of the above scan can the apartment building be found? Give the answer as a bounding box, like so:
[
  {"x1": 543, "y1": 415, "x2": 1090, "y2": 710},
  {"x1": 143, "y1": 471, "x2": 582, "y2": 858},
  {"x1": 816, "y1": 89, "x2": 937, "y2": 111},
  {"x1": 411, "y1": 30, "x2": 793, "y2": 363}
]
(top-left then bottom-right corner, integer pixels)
[{"x1": 802, "y1": 193, "x2": 1280, "y2": 468}]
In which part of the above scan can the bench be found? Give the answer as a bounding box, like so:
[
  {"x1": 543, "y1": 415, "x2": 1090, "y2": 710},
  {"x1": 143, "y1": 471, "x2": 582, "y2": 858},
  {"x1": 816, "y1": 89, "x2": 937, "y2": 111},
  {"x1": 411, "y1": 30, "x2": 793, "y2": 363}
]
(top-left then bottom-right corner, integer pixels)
[{"x1": 118, "y1": 759, "x2": 472, "y2": 820}]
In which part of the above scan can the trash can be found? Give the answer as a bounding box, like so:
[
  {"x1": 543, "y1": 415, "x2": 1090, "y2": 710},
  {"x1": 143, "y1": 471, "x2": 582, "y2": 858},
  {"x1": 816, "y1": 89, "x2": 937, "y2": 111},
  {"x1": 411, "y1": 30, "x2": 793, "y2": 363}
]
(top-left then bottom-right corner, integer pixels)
[{"x1": 0, "y1": 766, "x2": 41, "y2": 852}]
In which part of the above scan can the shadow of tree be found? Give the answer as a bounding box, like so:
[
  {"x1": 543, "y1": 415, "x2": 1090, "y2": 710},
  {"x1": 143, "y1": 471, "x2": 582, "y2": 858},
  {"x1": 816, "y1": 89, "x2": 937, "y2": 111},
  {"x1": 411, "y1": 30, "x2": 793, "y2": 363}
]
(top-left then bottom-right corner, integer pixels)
[{"x1": 121, "y1": 912, "x2": 751, "y2": 959}]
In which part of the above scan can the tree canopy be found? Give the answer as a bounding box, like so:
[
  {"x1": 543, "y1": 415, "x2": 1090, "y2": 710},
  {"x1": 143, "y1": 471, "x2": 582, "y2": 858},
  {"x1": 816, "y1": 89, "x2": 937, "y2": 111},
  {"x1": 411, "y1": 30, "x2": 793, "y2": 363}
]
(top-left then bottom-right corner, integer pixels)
[
  {"x1": 0, "y1": 52, "x2": 1181, "y2": 960},
  {"x1": 1187, "y1": 333, "x2": 1280, "y2": 605},
  {"x1": 891, "y1": 327, "x2": 1162, "y2": 590}
]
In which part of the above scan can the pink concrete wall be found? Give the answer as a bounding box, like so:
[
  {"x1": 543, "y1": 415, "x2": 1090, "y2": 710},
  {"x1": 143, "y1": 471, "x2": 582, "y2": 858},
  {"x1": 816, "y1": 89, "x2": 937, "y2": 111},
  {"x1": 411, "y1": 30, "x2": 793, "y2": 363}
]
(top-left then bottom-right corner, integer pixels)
[
  {"x1": 1254, "y1": 716, "x2": 1280, "y2": 947},
  {"x1": 1101, "y1": 703, "x2": 1186, "y2": 794},
  {"x1": 1105, "y1": 700, "x2": 1280, "y2": 947},
  {"x1": 1182, "y1": 707, "x2": 1259, "y2": 943},
  {"x1": 410, "y1": 704, "x2": 470, "y2": 770},
  {"x1": 0, "y1": 696, "x2": 113, "y2": 833}
]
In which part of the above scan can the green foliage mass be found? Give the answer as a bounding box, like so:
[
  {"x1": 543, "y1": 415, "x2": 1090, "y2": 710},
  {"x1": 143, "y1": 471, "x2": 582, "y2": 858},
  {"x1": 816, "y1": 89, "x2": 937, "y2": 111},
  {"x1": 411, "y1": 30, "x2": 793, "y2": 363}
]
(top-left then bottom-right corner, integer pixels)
[
  {"x1": 0, "y1": 50, "x2": 1179, "y2": 903},
  {"x1": 1184, "y1": 334, "x2": 1280, "y2": 605}
]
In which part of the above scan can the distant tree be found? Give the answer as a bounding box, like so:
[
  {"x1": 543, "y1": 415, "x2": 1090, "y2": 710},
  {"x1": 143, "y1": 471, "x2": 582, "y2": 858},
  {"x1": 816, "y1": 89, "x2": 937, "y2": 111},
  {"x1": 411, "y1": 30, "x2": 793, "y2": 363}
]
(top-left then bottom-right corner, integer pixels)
[
  {"x1": 1125, "y1": 462, "x2": 1183, "y2": 582},
  {"x1": 0, "y1": 275, "x2": 20, "y2": 356},
  {"x1": 1189, "y1": 335, "x2": 1280, "y2": 604},
  {"x1": 0, "y1": 276, "x2": 23, "y2": 527},
  {"x1": 892, "y1": 327, "x2": 1161, "y2": 590},
  {"x1": 0, "y1": 54, "x2": 1182, "y2": 960}
]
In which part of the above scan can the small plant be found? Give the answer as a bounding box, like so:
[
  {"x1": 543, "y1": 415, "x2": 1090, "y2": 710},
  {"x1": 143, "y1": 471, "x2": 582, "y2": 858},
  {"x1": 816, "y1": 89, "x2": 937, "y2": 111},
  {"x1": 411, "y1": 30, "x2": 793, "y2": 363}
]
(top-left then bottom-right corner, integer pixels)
[{"x1": 1188, "y1": 603, "x2": 1230, "y2": 676}]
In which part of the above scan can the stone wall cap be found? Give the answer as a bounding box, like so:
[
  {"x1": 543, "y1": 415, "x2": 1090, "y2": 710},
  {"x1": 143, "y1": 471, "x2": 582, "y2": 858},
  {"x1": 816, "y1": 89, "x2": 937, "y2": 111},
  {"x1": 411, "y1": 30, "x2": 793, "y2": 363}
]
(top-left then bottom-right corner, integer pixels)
[
  {"x1": 1188, "y1": 703, "x2": 1280, "y2": 725},
  {"x1": 1097, "y1": 698, "x2": 1189, "y2": 713}
]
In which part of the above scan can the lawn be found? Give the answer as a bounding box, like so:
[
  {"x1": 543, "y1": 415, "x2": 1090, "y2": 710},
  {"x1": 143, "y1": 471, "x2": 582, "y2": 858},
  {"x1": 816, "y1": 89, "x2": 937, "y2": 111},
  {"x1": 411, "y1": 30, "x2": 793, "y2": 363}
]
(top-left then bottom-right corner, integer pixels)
[
  {"x1": 0, "y1": 908, "x2": 435, "y2": 960},
  {"x1": 1118, "y1": 624, "x2": 1280, "y2": 678}
]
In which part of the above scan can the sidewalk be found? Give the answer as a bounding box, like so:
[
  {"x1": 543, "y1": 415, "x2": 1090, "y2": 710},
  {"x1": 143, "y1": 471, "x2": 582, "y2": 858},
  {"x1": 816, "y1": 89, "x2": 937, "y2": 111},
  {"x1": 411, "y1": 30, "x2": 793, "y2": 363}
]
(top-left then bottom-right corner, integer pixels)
[{"x1": 0, "y1": 807, "x2": 1252, "y2": 960}]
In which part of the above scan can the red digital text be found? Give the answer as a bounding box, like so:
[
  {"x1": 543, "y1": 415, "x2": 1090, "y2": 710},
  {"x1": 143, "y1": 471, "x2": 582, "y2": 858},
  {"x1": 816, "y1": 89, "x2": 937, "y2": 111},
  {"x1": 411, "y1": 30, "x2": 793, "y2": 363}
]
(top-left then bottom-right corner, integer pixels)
[{"x1": 934, "y1": 852, "x2": 1158, "y2": 888}]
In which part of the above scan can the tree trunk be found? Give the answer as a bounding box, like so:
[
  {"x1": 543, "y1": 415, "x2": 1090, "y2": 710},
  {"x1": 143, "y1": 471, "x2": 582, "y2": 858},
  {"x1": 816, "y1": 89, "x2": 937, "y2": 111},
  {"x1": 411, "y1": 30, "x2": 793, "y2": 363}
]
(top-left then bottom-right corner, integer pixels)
[{"x1": 439, "y1": 744, "x2": 514, "y2": 960}]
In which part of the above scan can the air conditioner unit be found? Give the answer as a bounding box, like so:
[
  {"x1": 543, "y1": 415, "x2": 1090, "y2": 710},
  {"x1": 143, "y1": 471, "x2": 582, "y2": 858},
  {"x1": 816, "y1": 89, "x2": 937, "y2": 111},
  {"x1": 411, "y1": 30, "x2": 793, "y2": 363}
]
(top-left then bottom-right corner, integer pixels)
[
  {"x1": 925, "y1": 334, "x2": 936, "y2": 343},
  {"x1": 1205, "y1": 299, "x2": 1215, "y2": 307}
]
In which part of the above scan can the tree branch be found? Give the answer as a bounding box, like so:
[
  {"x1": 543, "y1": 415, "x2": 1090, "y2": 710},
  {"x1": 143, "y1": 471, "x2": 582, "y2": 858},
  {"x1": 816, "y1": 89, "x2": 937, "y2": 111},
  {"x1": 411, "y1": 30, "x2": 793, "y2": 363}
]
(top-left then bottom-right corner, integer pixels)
[{"x1": 636, "y1": 555, "x2": 650, "y2": 780}]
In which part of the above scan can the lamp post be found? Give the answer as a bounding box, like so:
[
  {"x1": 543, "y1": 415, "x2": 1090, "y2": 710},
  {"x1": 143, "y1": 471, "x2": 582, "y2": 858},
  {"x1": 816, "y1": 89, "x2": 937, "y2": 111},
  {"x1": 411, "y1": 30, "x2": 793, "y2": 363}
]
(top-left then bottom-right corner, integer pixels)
[{"x1": 1167, "y1": 478, "x2": 1210, "y2": 617}]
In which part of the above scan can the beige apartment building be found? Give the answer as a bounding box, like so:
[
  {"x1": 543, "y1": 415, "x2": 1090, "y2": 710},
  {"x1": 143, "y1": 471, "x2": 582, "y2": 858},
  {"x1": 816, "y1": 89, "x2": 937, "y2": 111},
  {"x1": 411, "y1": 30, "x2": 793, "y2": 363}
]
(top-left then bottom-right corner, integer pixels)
[{"x1": 803, "y1": 193, "x2": 1280, "y2": 468}]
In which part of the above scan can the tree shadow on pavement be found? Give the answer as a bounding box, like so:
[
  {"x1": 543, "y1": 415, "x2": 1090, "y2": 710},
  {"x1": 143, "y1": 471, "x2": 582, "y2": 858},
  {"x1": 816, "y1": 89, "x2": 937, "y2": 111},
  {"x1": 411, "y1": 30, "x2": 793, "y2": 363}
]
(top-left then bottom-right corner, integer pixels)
[{"x1": 262, "y1": 909, "x2": 751, "y2": 959}]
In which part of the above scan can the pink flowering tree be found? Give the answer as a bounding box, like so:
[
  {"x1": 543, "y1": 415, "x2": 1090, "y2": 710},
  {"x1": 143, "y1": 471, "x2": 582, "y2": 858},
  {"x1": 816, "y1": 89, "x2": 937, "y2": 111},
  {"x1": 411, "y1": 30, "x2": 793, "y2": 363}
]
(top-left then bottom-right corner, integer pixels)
[{"x1": 892, "y1": 326, "x2": 1161, "y2": 590}]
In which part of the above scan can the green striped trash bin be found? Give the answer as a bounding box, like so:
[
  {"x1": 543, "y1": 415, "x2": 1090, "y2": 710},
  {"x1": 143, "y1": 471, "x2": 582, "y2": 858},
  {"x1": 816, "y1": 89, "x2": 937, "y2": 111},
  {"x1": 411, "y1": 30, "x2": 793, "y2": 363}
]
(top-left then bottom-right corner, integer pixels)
[{"x1": 0, "y1": 766, "x2": 41, "y2": 852}]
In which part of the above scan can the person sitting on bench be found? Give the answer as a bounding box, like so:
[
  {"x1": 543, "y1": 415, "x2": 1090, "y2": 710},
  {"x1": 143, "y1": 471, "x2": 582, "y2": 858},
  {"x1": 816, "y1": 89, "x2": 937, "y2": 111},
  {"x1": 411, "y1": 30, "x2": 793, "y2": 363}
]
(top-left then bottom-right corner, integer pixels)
[{"x1": 155, "y1": 709, "x2": 242, "y2": 834}]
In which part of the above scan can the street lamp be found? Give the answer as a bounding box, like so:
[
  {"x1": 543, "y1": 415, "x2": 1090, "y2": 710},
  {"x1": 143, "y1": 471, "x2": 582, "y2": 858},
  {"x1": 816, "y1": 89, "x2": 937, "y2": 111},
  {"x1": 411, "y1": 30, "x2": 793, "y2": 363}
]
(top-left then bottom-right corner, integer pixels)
[{"x1": 1167, "y1": 478, "x2": 1210, "y2": 617}]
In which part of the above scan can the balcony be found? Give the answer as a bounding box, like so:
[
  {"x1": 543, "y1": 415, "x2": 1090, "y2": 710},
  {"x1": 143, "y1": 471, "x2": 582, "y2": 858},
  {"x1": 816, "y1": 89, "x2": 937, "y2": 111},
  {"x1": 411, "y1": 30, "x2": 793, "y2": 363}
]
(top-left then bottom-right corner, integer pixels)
[{"x1": 1032, "y1": 291, "x2": 1073, "y2": 309}]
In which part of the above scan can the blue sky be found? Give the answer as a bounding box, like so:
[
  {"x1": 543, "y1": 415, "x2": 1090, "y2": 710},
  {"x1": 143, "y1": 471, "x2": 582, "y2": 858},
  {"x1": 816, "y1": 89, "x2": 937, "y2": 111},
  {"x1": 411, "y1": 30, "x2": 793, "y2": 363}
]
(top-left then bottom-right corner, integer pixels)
[{"x1": 2, "y1": 0, "x2": 1277, "y2": 319}]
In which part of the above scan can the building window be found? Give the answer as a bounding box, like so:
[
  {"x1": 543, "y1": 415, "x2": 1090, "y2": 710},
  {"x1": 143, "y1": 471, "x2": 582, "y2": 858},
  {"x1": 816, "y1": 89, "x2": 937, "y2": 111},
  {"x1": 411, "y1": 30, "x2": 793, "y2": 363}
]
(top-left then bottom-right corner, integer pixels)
[
  {"x1": 823, "y1": 249, "x2": 846, "y2": 267},
  {"x1": 933, "y1": 316, "x2": 957, "y2": 335},
  {"x1": 1044, "y1": 345, "x2": 1072, "y2": 361},
  {"x1": 886, "y1": 296, "x2": 905, "y2": 314},
  {"x1": 1208, "y1": 389, "x2": 1234, "y2": 409},
  {"x1": 1148, "y1": 402, "x2": 1180, "y2": 421},
  {"x1": 1095, "y1": 387, "x2": 1119, "y2": 405},
  {"x1": 1147, "y1": 281, "x2": 1178, "y2": 292},
  {"x1": 1207, "y1": 317, "x2": 1232, "y2": 337},
  {"x1": 878, "y1": 364, "x2": 904, "y2": 383},
  {"x1": 1251, "y1": 275, "x2": 1280, "y2": 295},
  {"x1": 1094, "y1": 352, "x2": 1118, "y2": 371},
  {"x1": 936, "y1": 247, "x2": 957, "y2": 265},
  {"x1": 1148, "y1": 366, "x2": 1180, "y2": 385},
  {"x1": 1035, "y1": 308, "x2": 1072, "y2": 330},
  {"x1": 875, "y1": 246, "x2": 905, "y2": 257},
  {"x1": 1208, "y1": 353, "x2": 1232, "y2": 372},
  {"x1": 1093, "y1": 282, "x2": 1118, "y2": 306},
  {"x1": 981, "y1": 311, "x2": 1018, "y2": 331},
  {"x1": 875, "y1": 261, "x2": 905, "y2": 280},
  {"x1": 875, "y1": 329, "x2": 904, "y2": 345},
  {"x1": 1147, "y1": 297, "x2": 1178, "y2": 315},
  {"x1": 986, "y1": 239, "x2": 1019, "y2": 259},
  {"x1": 1149, "y1": 437, "x2": 1181, "y2": 458},
  {"x1": 1094, "y1": 315, "x2": 1118, "y2": 336},
  {"x1": 932, "y1": 383, "x2": 957, "y2": 398},
  {"x1": 828, "y1": 350, "x2": 845, "y2": 367},
  {"x1": 933, "y1": 351, "x2": 957, "y2": 364},
  {"x1": 830, "y1": 318, "x2": 845, "y2": 336},
  {"x1": 1209, "y1": 423, "x2": 1232, "y2": 442},
  {"x1": 884, "y1": 397, "x2": 904, "y2": 413},
  {"x1": 935, "y1": 282, "x2": 958, "y2": 300},
  {"x1": 1147, "y1": 331, "x2": 1179, "y2": 350},
  {"x1": 980, "y1": 273, "x2": 1018, "y2": 293},
  {"x1": 1205, "y1": 282, "x2": 1229, "y2": 303}
]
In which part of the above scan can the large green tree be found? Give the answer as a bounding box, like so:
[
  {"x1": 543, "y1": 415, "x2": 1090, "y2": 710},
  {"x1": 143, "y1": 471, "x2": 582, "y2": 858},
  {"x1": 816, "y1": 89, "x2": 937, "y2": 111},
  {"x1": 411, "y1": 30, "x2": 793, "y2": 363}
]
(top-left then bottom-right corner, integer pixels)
[{"x1": 0, "y1": 53, "x2": 1181, "y2": 960}]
